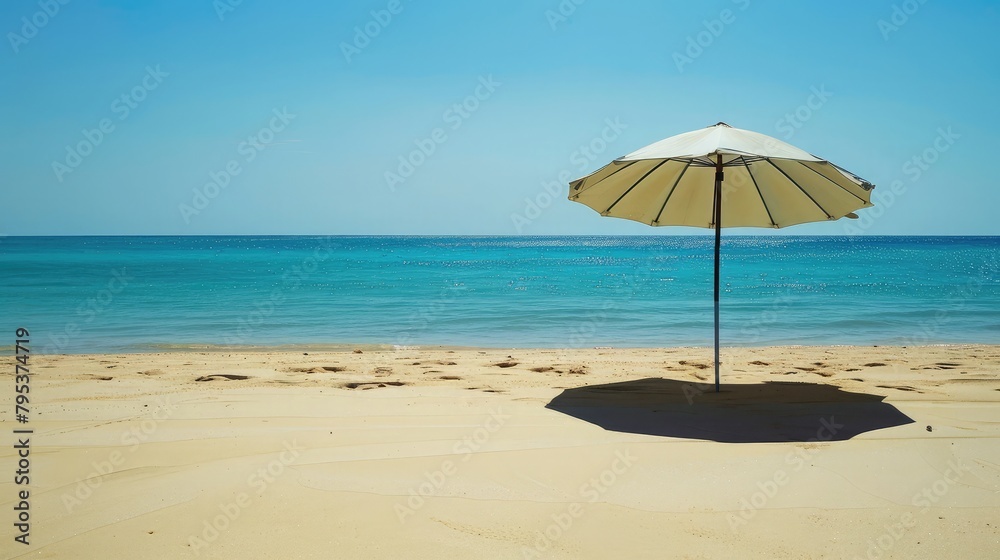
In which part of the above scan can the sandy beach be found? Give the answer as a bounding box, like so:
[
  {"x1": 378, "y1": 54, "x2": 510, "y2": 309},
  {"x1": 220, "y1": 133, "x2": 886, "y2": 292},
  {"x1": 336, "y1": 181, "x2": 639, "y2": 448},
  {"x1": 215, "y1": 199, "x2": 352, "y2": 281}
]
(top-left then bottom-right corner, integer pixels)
[{"x1": 4, "y1": 345, "x2": 1000, "y2": 559}]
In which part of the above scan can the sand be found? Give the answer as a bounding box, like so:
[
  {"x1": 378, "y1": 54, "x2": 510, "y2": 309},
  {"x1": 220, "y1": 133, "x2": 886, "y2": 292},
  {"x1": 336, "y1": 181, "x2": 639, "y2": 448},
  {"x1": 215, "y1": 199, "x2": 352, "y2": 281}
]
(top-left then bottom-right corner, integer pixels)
[{"x1": 3, "y1": 345, "x2": 1000, "y2": 559}]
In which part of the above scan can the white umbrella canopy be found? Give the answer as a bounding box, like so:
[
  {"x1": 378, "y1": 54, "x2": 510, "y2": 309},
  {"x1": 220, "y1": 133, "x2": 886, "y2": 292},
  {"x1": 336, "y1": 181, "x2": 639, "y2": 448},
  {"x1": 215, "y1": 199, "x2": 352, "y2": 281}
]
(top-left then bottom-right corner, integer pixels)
[
  {"x1": 570, "y1": 122, "x2": 874, "y2": 228},
  {"x1": 568, "y1": 122, "x2": 876, "y2": 391}
]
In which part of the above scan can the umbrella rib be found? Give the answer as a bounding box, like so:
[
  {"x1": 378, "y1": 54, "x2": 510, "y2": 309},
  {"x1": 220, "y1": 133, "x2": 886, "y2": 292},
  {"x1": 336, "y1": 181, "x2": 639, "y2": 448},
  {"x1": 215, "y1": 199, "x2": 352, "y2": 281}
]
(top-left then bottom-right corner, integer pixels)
[
  {"x1": 573, "y1": 160, "x2": 639, "y2": 194},
  {"x1": 797, "y1": 162, "x2": 868, "y2": 204},
  {"x1": 652, "y1": 161, "x2": 692, "y2": 224},
  {"x1": 765, "y1": 159, "x2": 833, "y2": 219},
  {"x1": 829, "y1": 161, "x2": 875, "y2": 189},
  {"x1": 602, "y1": 160, "x2": 670, "y2": 215},
  {"x1": 744, "y1": 160, "x2": 777, "y2": 227}
]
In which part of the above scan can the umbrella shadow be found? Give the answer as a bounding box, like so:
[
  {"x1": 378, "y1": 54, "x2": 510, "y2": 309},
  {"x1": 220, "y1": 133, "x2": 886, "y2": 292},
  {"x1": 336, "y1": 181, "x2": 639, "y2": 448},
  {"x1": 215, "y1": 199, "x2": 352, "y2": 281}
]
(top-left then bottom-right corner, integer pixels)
[{"x1": 546, "y1": 378, "x2": 914, "y2": 443}]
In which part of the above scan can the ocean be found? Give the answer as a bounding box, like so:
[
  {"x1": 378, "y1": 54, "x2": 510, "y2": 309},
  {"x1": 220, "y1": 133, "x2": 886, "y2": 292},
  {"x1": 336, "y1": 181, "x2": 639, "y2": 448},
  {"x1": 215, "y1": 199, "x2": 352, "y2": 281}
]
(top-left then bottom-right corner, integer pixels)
[{"x1": 1, "y1": 236, "x2": 998, "y2": 354}]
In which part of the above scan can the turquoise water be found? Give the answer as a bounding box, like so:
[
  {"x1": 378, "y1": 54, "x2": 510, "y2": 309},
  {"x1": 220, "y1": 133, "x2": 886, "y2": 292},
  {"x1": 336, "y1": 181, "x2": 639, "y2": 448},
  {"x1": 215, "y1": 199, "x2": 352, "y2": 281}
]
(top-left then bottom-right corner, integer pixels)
[{"x1": 1, "y1": 236, "x2": 998, "y2": 354}]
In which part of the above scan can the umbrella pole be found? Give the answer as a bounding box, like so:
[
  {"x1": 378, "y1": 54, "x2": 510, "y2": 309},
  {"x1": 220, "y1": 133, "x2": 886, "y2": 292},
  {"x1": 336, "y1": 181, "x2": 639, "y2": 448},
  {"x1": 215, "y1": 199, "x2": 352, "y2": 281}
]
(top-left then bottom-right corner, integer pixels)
[{"x1": 713, "y1": 155, "x2": 723, "y2": 393}]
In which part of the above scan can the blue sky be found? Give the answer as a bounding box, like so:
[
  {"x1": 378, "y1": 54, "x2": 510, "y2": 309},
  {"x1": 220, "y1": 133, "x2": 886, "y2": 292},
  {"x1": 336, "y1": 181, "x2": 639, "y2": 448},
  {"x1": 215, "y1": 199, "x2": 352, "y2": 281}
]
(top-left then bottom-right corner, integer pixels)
[{"x1": 1, "y1": 0, "x2": 998, "y2": 236}]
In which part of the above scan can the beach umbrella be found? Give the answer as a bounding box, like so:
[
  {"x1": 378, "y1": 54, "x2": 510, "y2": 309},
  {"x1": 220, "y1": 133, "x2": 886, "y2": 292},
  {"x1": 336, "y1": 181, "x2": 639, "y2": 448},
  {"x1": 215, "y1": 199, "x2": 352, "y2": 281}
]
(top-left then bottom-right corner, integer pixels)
[{"x1": 568, "y1": 122, "x2": 874, "y2": 392}]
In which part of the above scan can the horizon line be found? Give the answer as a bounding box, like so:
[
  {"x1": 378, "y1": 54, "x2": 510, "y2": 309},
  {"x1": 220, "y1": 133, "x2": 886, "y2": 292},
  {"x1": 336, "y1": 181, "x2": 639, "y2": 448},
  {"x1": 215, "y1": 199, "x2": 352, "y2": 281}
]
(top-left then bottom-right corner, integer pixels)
[{"x1": 3, "y1": 234, "x2": 998, "y2": 239}]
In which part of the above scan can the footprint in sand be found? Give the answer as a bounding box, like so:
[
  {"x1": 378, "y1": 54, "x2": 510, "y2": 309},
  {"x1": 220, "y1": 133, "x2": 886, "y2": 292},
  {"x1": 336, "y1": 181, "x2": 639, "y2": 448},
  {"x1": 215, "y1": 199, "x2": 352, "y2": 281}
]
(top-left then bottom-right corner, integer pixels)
[
  {"x1": 438, "y1": 375, "x2": 462, "y2": 380},
  {"x1": 864, "y1": 362, "x2": 888, "y2": 367},
  {"x1": 749, "y1": 360, "x2": 770, "y2": 366},
  {"x1": 921, "y1": 362, "x2": 962, "y2": 370},
  {"x1": 876, "y1": 384, "x2": 920, "y2": 392},
  {"x1": 492, "y1": 361, "x2": 518, "y2": 368},
  {"x1": 529, "y1": 366, "x2": 554, "y2": 372},
  {"x1": 341, "y1": 381, "x2": 406, "y2": 389},
  {"x1": 678, "y1": 360, "x2": 710, "y2": 370},
  {"x1": 195, "y1": 374, "x2": 251, "y2": 382},
  {"x1": 287, "y1": 366, "x2": 348, "y2": 373}
]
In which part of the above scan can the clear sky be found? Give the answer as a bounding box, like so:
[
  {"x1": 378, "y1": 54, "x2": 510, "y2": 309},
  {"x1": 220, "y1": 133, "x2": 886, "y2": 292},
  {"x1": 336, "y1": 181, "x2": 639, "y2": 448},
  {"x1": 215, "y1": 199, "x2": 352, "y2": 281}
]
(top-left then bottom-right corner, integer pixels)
[{"x1": 2, "y1": 0, "x2": 998, "y2": 236}]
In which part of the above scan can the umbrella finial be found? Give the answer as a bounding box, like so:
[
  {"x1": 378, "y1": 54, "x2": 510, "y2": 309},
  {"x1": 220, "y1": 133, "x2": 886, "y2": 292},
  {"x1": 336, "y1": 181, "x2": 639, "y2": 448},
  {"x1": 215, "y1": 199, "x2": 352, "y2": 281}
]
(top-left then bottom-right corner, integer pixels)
[{"x1": 712, "y1": 122, "x2": 732, "y2": 128}]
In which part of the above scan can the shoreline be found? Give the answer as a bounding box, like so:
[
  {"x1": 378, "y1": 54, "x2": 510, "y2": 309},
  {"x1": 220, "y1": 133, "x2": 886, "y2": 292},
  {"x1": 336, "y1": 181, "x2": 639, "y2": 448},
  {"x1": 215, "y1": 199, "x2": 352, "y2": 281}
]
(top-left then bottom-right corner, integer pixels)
[{"x1": 6, "y1": 341, "x2": 997, "y2": 356}]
